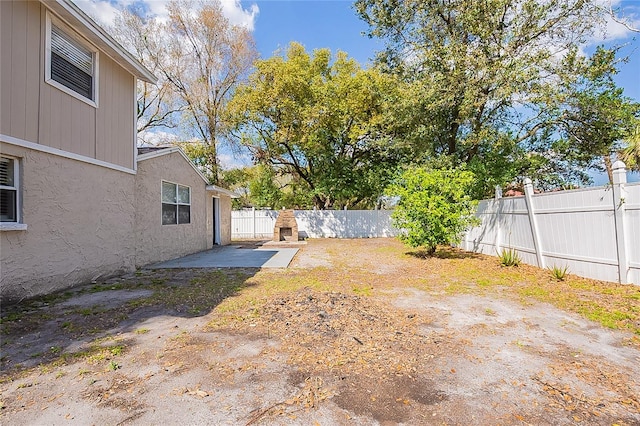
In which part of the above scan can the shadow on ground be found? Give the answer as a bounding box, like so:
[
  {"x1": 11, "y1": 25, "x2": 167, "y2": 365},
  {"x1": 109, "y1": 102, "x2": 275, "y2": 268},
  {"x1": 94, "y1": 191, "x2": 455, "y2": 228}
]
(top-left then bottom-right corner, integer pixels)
[
  {"x1": 0, "y1": 268, "x2": 259, "y2": 372},
  {"x1": 406, "y1": 247, "x2": 482, "y2": 260}
]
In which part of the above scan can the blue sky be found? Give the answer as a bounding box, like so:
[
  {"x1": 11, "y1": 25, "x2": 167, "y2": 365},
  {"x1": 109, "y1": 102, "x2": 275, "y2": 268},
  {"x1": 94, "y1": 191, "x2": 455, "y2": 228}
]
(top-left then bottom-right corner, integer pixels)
[
  {"x1": 249, "y1": 0, "x2": 383, "y2": 67},
  {"x1": 78, "y1": 0, "x2": 639, "y2": 102},
  {"x1": 247, "y1": 0, "x2": 639, "y2": 101}
]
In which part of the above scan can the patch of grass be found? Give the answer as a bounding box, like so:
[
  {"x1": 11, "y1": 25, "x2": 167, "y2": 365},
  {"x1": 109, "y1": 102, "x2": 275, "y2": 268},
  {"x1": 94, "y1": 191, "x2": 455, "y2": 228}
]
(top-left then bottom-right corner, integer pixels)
[
  {"x1": 108, "y1": 361, "x2": 120, "y2": 371},
  {"x1": 0, "y1": 311, "x2": 25, "y2": 324},
  {"x1": 519, "y1": 286, "x2": 550, "y2": 299},
  {"x1": 549, "y1": 264, "x2": 570, "y2": 281},
  {"x1": 16, "y1": 382, "x2": 34, "y2": 389},
  {"x1": 81, "y1": 282, "x2": 127, "y2": 294},
  {"x1": 134, "y1": 328, "x2": 150, "y2": 334},
  {"x1": 498, "y1": 248, "x2": 521, "y2": 267},
  {"x1": 352, "y1": 285, "x2": 373, "y2": 296},
  {"x1": 77, "y1": 369, "x2": 91, "y2": 377}
]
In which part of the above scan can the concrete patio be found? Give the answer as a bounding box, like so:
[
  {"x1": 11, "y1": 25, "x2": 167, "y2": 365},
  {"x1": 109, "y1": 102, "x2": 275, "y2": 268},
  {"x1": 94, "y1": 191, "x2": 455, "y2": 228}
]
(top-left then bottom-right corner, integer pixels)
[{"x1": 148, "y1": 245, "x2": 299, "y2": 269}]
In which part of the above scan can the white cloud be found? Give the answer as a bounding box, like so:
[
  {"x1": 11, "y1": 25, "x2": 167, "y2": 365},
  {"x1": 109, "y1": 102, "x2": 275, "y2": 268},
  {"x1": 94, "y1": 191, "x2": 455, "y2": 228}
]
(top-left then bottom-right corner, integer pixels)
[
  {"x1": 219, "y1": 0, "x2": 259, "y2": 30},
  {"x1": 219, "y1": 151, "x2": 252, "y2": 170},
  {"x1": 138, "y1": 129, "x2": 180, "y2": 146},
  {"x1": 74, "y1": 0, "x2": 124, "y2": 26},
  {"x1": 592, "y1": 0, "x2": 640, "y2": 43},
  {"x1": 74, "y1": 0, "x2": 258, "y2": 30}
]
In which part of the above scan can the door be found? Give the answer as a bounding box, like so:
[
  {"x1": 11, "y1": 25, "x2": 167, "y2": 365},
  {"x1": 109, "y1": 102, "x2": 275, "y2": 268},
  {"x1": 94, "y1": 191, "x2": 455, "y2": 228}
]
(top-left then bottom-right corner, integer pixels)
[{"x1": 212, "y1": 197, "x2": 221, "y2": 245}]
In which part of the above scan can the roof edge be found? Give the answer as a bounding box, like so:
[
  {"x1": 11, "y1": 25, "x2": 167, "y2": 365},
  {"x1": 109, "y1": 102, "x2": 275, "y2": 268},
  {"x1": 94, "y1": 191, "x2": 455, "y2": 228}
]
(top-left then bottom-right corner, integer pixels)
[
  {"x1": 206, "y1": 185, "x2": 240, "y2": 198},
  {"x1": 137, "y1": 147, "x2": 240, "y2": 198}
]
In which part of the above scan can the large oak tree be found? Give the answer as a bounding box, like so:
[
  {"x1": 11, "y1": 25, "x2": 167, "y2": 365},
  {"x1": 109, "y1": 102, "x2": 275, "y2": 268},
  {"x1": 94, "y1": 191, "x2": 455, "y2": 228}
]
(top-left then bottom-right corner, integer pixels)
[
  {"x1": 227, "y1": 43, "x2": 404, "y2": 209},
  {"x1": 355, "y1": 0, "x2": 637, "y2": 194}
]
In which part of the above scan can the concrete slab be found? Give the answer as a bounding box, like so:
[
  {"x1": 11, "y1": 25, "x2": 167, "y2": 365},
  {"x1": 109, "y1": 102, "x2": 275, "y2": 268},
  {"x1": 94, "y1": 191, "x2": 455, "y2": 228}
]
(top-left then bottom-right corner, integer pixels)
[{"x1": 148, "y1": 246, "x2": 299, "y2": 269}]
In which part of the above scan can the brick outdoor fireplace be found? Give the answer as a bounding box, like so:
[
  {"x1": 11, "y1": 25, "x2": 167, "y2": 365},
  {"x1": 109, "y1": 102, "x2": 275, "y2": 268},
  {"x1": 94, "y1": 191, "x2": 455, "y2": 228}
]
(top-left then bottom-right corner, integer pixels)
[{"x1": 273, "y1": 209, "x2": 299, "y2": 242}]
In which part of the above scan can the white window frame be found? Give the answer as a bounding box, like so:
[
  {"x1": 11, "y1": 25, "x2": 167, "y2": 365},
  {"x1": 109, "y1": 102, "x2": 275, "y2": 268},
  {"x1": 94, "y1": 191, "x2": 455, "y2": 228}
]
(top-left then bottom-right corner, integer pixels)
[
  {"x1": 45, "y1": 12, "x2": 99, "y2": 108},
  {"x1": 161, "y1": 181, "x2": 191, "y2": 225},
  {"x1": 0, "y1": 155, "x2": 27, "y2": 231}
]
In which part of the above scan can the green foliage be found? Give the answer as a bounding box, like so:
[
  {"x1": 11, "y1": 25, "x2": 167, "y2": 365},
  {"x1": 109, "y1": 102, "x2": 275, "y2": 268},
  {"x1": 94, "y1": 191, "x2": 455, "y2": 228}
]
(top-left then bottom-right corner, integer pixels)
[
  {"x1": 619, "y1": 120, "x2": 640, "y2": 172},
  {"x1": 355, "y1": 0, "x2": 636, "y2": 190},
  {"x1": 498, "y1": 248, "x2": 521, "y2": 267},
  {"x1": 248, "y1": 165, "x2": 284, "y2": 209},
  {"x1": 221, "y1": 165, "x2": 310, "y2": 209},
  {"x1": 551, "y1": 47, "x2": 640, "y2": 181},
  {"x1": 179, "y1": 141, "x2": 218, "y2": 183},
  {"x1": 227, "y1": 42, "x2": 404, "y2": 209},
  {"x1": 386, "y1": 166, "x2": 478, "y2": 254},
  {"x1": 549, "y1": 265, "x2": 570, "y2": 281}
]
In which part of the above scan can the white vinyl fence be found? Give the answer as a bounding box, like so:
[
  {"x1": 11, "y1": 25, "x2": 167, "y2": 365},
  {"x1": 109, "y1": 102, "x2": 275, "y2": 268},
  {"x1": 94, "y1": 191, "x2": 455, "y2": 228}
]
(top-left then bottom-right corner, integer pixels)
[
  {"x1": 232, "y1": 209, "x2": 398, "y2": 239},
  {"x1": 461, "y1": 161, "x2": 640, "y2": 285}
]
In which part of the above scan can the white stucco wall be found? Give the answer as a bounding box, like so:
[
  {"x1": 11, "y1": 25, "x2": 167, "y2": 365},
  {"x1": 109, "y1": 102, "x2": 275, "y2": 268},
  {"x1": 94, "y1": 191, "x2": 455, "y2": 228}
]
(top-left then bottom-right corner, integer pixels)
[
  {"x1": 0, "y1": 144, "x2": 136, "y2": 302},
  {"x1": 134, "y1": 152, "x2": 212, "y2": 267},
  {"x1": 0, "y1": 146, "x2": 236, "y2": 303}
]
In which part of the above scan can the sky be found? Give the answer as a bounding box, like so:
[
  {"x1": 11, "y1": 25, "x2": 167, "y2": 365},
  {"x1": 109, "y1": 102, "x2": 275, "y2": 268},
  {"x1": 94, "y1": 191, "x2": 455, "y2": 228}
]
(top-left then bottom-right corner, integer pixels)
[{"x1": 76, "y1": 0, "x2": 640, "y2": 181}]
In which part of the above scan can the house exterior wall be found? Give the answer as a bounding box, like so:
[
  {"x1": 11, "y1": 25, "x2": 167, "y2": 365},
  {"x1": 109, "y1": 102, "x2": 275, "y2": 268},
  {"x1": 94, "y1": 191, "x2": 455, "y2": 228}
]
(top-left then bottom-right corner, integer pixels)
[
  {"x1": 0, "y1": 143, "x2": 136, "y2": 302},
  {"x1": 0, "y1": 0, "x2": 135, "y2": 170},
  {"x1": 134, "y1": 152, "x2": 212, "y2": 267}
]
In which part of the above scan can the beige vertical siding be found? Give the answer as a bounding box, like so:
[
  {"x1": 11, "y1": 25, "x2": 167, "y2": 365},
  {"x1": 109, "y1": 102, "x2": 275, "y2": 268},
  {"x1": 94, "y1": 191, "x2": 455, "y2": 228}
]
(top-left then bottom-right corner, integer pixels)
[
  {"x1": 96, "y1": 55, "x2": 135, "y2": 168},
  {"x1": 134, "y1": 152, "x2": 213, "y2": 267},
  {"x1": 0, "y1": 143, "x2": 137, "y2": 302},
  {"x1": 1, "y1": 0, "x2": 135, "y2": 170},
  {"x1": 1, "y1": 0, "x2": 41, "y2": 140}
]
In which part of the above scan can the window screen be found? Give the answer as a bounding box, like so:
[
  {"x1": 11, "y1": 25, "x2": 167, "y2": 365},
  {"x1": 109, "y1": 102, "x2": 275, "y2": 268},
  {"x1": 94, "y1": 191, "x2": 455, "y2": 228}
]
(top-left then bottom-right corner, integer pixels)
[
  {"x1": 0, "y1": 157, "x2": 17, "y2": 222},
  {"x1": 162, "y1": 181, "x2": 191, "y2": 225},
  {"x1": 50, "y1": 24, "x2": 94, "y2": 100}
]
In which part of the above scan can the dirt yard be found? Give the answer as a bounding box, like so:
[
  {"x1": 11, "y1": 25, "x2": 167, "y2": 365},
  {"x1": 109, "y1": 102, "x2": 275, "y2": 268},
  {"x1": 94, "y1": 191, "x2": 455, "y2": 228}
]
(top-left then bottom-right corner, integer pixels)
[{"x1": 1, "y1": 238, "x2": 639, "y2": 425}]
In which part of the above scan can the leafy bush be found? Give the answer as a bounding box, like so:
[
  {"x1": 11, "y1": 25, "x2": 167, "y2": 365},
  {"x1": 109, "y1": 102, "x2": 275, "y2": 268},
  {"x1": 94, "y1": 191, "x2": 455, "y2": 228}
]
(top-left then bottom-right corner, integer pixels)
[
  {"x1": 386, "y1": 166, "x2": 478, "y2": 255},
  {"x1": 498, "y1": 248, "x2": 521, "y2": 267}
]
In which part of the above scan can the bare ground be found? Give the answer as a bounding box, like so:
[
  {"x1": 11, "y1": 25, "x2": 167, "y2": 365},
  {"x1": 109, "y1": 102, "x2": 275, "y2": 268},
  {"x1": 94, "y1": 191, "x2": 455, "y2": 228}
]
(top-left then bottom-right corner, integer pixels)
[{"x1": 1, "y1": 238, "x2": 639, "y2": 425}]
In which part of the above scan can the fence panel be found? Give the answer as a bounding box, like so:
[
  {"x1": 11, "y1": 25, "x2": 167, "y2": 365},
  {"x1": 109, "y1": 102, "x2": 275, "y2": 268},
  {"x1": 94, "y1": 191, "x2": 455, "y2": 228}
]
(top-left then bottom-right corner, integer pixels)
[
  {"x1": 626, "y1": 184, "x2": 640, "y2": 284},
  {"x1": 462, "y1": 165, "x2": 639, "y2": 285},
  {"x1": 232, "y1": 209, "x2": 398, "y2": 240}
]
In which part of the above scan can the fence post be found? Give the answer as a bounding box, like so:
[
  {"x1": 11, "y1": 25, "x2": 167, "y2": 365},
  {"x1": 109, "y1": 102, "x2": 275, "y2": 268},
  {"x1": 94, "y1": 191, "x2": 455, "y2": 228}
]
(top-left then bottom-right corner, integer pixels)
[
  {"x1": 251, "y1": 207, "x2": 256, "y2": 239},
  {"x1": 523, "y1": 178, "x2": 545, "y2": 268},
  {"x1": 612, "y1": 160, "x2": 629, "y2": 284},
  {"x1": 494, "y1": 185, "x2": 502, "y2": 255}
]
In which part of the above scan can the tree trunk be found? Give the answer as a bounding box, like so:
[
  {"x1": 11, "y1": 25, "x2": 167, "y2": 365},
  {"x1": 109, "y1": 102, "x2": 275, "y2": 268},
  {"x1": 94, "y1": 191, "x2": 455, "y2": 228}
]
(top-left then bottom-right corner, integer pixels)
[{"x1": 604, "y1": 154, "x2": 613, "y2": 185}]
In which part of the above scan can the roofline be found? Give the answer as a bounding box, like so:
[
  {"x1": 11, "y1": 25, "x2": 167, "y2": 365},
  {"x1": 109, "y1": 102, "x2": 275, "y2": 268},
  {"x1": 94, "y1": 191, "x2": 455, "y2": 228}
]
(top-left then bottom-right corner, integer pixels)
[
  {"x1": 137, "y1": 147, "x2": 240, "y2": 198},
  {"x1": 46, "y1": 0, "x2": 157, "y2": 83},
  {"x1": 206, "y1": 185, "x2": 241, "y2": 198}
]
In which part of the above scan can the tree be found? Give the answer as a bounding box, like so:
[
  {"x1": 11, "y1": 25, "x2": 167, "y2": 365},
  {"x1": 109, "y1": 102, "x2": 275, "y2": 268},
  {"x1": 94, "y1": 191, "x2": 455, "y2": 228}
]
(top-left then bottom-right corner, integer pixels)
[
  {"x1": 110, "y1": 9, "x2": 181, "y2": 141},
  {"x1": 227, "y1": 43, "x2": 403, "y2": 209},
  {"x1": 551, "y1": 47, "x2": 640, "y2": 183},
  {"x1": 156, "y1": 0, "x2": 258, "y2": 183},
  {"x1": 355, "y1": 0, "x2": 635, "y2": 191},
  {"x1": 386, "y1": 166, "x2": 478, "y2": 255}
]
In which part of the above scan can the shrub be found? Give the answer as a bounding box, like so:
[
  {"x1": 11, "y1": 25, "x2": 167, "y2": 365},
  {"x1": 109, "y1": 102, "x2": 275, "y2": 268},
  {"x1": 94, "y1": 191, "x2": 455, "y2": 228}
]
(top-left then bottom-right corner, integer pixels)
[
  {"x1": 386, "y1": 166, "x2": 478, "y2": 254},
  {"x1": 549, "y1": 264, "x2": 569, "y2": 281},
  {"x1": 498, "y1": 248, "x2": 520, "y2": 267}
]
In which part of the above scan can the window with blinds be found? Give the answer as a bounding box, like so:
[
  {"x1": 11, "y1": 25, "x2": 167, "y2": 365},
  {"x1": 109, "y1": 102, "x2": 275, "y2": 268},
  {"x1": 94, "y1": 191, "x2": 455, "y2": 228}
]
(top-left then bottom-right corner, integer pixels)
[
  {"x1": 0, "y1": 157, "x2": 18, "y2": 223},
  {"x1": 49, "y1": 23, "x2": 95, "y2": 101},
  {"x1": 161, "y1": 181, "x2": 191, "y2": 225}
]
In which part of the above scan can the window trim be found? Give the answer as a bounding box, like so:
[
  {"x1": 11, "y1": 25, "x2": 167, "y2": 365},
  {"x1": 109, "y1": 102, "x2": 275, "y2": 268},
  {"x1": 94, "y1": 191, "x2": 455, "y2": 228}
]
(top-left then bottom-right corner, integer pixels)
[
  {"x1": 0, "y1": 155, "x2": 27, "y2": 231},
  {"x1": 45, "y1": 11, "x2": 99, "y2": 108},
  {"x1": 161, "y1": 180, "x2": 191, "y2": 225}
]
